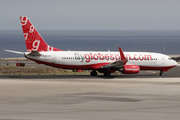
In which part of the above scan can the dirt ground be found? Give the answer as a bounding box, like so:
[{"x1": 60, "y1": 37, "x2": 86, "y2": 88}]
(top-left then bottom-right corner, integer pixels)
[{"x1": 0, "y1": 66, "x2": 91, "y2": 75}]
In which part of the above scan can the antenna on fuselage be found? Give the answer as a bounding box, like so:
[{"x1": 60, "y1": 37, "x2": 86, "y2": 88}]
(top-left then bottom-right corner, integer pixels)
[{"x1": 163, "y1": 47, "x2": 165, "y2": 54}]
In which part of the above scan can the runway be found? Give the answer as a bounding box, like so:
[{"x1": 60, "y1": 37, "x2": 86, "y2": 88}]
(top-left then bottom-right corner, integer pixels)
[
  {"x1": 0, "y1": 66, "x2": 179, "y2": 79},
  {"x1": 0, "y1": 67, "x2": 180, "y2": 120}
]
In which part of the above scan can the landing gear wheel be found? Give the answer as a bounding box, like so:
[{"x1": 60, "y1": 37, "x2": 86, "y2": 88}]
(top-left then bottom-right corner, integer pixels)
[
  {"x1": 104, "y1": 72, "x2": 111, "y2": 76},
  {"x1": 91, "y1": 70, "x2": 97, "y2": 76},
  {"x1": 159, "y1": 70, "x2": 164, "y2": 76}
]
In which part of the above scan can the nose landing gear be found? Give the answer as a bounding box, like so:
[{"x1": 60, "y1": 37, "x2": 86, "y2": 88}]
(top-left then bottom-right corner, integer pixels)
[{"x1": 160, "y1": 70, "x2": 164, "y2": 76}]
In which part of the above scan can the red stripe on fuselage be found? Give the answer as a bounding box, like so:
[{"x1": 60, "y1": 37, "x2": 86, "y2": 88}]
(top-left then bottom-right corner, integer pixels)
[
  {"x1": 139, "y1": 65, "x2": 176, "y2": 71},
  {"x1": 29, "y1": 58, "x2": 176, "y2": 71},
  {"x1": 29, "y1": 58, "x2": 110, "y2": 70}
]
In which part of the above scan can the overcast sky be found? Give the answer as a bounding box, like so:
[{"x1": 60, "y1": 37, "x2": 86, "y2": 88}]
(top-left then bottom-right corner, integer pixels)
[{"x1": 1, "y1": 0, "x2": 180, "y2": 30}]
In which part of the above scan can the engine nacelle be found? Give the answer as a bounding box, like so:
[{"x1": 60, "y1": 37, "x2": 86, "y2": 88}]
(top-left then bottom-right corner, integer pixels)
[{"x1": 120, "y1": 65, "x2": 140, "y2": 74}]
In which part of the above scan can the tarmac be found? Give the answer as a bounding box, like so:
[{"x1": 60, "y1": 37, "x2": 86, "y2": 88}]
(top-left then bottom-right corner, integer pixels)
[{"x1": 0, "y1": 66, "x2": 180, "y2": 120}]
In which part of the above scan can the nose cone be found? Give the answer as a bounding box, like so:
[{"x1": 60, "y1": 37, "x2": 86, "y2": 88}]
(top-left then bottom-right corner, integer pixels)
[{"x1": 173, "y1": 60, "x2": 177, "y2": 66}]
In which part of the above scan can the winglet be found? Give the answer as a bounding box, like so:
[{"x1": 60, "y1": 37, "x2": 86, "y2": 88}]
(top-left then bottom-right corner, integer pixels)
[
  {"x1": 119, "y1": 47, "x2": 126, "y2": 60},
  {"x1": 119, "y1": 47, "x2": 128, "y2": 65}
]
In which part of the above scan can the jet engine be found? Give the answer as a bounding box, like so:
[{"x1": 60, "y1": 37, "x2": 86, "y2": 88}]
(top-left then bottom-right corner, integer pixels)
[{"x1": 119, "y1": 65, "x2": 140, "y2": 74}]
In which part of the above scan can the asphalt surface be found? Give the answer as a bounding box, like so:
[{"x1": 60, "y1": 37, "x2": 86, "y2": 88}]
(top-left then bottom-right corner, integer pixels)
[{"x1": 0, "y1": 66, "x2": 180, "y2": 120}]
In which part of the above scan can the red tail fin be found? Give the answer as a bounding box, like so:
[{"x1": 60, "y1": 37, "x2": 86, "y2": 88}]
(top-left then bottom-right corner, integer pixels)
[{"x1": 20, "y1": 16, "x2": 62, "y2": 52}]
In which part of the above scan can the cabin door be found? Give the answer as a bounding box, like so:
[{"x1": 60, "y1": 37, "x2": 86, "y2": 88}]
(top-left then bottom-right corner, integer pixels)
[{"x1": 162, "y1": 57, "x2": 165, "y2": 64}]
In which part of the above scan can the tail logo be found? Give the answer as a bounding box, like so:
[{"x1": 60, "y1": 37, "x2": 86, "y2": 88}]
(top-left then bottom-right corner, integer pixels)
[
  {"x1": 32, "y1": 40, "x2": 40, "y2": 51},
  {"x1": 20, "y1": 16, "x2": 62, "y2": 52},
  {"x1": 21, "y1": 17, "x2": 27, "y2": 25},
  {"x1": 47, "y1": 46, "x2": 53, "y2": 51},
  {"x1": 24, "y1": 33, "x2": 28, "y2": 41},
  {"x1": 29, "y1": 25, "x2": 35, "y2": 33}
]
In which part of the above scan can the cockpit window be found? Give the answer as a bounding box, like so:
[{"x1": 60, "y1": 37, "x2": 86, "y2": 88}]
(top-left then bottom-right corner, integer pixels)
[{"x1": 168, "y1": 58, "x2": 172, "y2": 60}]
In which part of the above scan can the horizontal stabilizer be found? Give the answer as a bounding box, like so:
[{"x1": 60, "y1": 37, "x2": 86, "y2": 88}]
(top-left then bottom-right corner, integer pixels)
[
  {"x1": 27, "y1": 51, "x2": 41, "y2": 56},
  {"x1": 4, "y1": 49, "x2": 24, "y2": 54}
]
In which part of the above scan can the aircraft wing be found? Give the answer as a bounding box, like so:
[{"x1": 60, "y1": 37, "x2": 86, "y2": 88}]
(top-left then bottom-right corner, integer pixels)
[
  {"x1": 100, "y1": 59, "x2": 127, "y2": 69},
  {"x1": 100, "y1": 47, "x2": 128, "y2": 69}
]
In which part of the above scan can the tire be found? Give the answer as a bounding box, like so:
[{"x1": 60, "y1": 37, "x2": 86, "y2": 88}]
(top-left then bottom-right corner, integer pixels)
[
  {"x1": 159, "y1": 70, "x2": 163, "y2": 76},
  {"x1": 91, "y1": 71, "x2": 97, "y2": 76}
]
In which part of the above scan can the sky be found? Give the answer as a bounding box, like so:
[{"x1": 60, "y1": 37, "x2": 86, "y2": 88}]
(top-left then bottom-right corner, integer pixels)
[{"x1": 0, "y1": 0, "x2": 180, "y2": 30}]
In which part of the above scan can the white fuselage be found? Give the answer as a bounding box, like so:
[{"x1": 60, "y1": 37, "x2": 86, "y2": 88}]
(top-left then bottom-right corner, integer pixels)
[{"x1": 25, "y1": 51, "x2": 177, "y2": 70}]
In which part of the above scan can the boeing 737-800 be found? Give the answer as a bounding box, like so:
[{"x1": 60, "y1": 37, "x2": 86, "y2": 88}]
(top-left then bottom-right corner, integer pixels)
[{"x1": 5, "y1": 16, "x2": 177, "y2": 76}]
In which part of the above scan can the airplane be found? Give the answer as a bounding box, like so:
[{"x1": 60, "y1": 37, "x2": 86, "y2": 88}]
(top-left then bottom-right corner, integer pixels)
[{"x1": 5, "y1": 16, "x2": 177, "y2": 76}]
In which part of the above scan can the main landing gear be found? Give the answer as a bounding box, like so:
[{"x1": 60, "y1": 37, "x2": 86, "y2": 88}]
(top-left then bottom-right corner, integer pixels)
[
  {"x1": 90, "y1": 70, "x2": 111, "y2": 76},
  {"x1": 104, "y1": 72, "x2": 111, "y2": 76},
  {"x1": 90, "y1": 70, "x2": 97, "y2": 76},
  {"x1": 159, "y1": 70, "x2": 164, "y2": 76}
]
